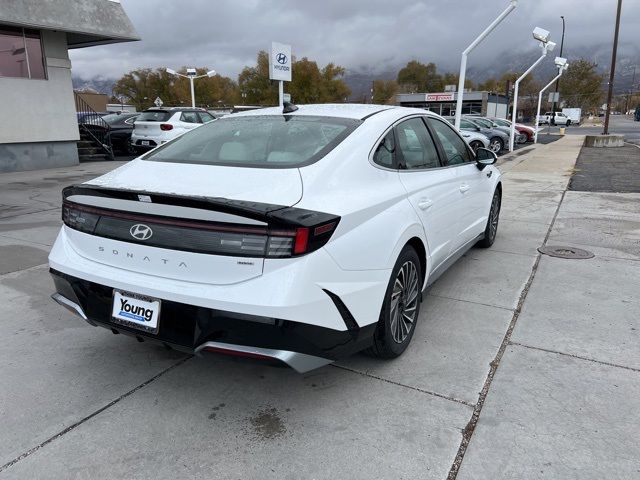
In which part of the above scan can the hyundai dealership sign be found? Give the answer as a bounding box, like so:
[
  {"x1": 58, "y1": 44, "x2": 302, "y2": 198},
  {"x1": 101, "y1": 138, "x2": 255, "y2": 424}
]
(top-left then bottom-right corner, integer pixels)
[{"x1": 269, "y1": 42, "x2": 292, "y2": 82}]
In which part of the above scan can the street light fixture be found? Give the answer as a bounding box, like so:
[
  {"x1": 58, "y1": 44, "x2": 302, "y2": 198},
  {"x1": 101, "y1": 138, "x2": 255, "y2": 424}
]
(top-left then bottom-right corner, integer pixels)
[
  {"x1": 165, "y1": 67, "x2": 217, "y2": 108},
  {"x1": 509, "y1": 28, "x2": 554, "y2": 151},
  {"x1": 454, "y1": 0, "x2": 518, "y2": 130},
  {"x1": 535, "y1": 58, "x2": 569, "y2": 143}
]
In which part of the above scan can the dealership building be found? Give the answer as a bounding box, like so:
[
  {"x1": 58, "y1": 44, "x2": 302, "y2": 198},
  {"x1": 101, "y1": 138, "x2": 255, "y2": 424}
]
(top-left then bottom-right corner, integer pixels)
[
  {"x1": 0, "y1": 0, "x2": 138, "y2": 173},
  {"x1": 396, "y1": 91, "x2": 509, "y2": 119}
]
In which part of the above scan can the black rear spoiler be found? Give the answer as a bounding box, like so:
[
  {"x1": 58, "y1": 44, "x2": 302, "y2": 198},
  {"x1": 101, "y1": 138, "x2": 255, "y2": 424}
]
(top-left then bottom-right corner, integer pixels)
[{"x1": 62, "y1": 184, "x2": 337, "y2": 229}]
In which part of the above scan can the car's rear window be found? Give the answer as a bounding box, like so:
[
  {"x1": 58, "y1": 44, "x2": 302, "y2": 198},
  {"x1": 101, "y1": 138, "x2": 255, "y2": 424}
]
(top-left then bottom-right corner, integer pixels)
[
  {"x1": 143, "y1": 115, "x2": 360, "y2": 168},
  {"x1": 137, "y1": 111, "x2": 172, "y2": 122}
]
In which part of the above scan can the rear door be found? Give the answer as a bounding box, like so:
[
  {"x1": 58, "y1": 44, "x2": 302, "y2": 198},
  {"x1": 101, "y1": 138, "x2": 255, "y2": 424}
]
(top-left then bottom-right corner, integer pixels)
[
  {"x1": 179, "y1": 111, "x2": 202, "y2": 132},
  {"x1": 427, "y1": 117, "x2": 491, "y2": 251},
  {"x1": 391, "y1": 116, "x2": 459, "y2": 270}
]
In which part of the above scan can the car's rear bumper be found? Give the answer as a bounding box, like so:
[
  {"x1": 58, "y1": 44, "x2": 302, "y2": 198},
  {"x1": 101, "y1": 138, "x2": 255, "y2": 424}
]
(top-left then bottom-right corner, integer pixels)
[{"x1": 50, "y1": 268, "x2": 376, "y2": 372}]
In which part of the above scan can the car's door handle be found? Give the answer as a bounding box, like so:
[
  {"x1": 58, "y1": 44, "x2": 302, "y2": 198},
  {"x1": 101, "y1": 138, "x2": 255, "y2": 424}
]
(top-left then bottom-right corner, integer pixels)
[
  {"x1": 459, "y1": 183, "x2": 470, "y2": 193},
  {"x1": 418, "y1": 199, "x2": 433, "y2": 210}
]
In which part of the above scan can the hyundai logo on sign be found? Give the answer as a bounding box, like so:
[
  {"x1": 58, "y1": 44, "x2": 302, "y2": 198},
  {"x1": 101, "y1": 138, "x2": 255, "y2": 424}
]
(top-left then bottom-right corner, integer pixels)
[
  {"x1": 130, "y1": 224, "x2": 153, "y2": 241},
  {"x1": 269, "y1": 42, "x2": 292, "y2": 82}
]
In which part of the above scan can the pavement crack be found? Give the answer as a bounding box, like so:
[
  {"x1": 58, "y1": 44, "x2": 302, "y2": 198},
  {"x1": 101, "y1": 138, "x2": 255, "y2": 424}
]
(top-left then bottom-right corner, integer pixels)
[
  {"x1": 331, "y1": 364, "x2": 474, "y2": 408},
  {"x1": 0, "y1": 356, "x2": 191, "y2": 473},
  {"x1": 509, "y1": 342, "x2": 640, "y2": 373},
  {"x1": 426, "y1": 293, "x2": 514, "y2": 312},
  {"x1": 446, "y1": 188, "x2": 568, "y2": 480}
]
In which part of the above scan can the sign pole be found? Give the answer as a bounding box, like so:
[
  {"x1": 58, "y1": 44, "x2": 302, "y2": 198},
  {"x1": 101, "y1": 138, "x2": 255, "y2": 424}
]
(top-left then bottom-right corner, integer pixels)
[
  {"x1": 279, "y1": 80, "x2": 284, "y2": 107},
  {"x1": 535, "y1": 68, "x2": 566, "y2": 143}
]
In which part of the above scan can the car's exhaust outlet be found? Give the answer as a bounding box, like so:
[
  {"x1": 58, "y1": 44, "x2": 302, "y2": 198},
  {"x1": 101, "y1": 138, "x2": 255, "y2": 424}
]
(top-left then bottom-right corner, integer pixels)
[{"x1": 195, "y1": 341, "x2": 333, "y2": 373}]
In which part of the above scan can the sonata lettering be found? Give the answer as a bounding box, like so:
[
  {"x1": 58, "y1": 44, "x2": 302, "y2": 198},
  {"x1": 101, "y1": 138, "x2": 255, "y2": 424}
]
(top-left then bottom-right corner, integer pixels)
[{"x1": 97, "y1": 246, "x2": 187, "y2": 268}]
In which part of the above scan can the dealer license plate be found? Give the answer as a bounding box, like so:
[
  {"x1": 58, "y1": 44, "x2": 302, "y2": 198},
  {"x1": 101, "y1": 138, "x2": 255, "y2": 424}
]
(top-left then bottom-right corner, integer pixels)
[
  {"x1": 141, "y1": 140, "x2": 150, "y2": 146},
  {"x1": 111, "y1": 290, "x2": 160, "y2": 334}
]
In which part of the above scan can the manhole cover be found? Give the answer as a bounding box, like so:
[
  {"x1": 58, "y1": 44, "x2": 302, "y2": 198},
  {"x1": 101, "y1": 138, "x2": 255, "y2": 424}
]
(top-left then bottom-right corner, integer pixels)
[{"x1": 538, "y1": 245, "x2": 595, "y2": 259}]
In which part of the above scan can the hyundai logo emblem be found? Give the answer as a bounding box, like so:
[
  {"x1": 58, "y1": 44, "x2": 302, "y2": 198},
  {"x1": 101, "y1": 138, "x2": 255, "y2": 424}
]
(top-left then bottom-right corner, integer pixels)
[
  {"x1": 130, "y1": 224, "x2": 153, "y2": 241},
  {"x1": 276, "y1": 53, "x2": 287, "y2": 64}
]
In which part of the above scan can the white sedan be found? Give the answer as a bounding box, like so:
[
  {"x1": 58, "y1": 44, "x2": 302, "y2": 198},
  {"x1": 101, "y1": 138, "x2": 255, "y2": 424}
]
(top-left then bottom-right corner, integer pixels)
[{"x1": 49, "y1": 104, "x2": 502, "y2": 372}]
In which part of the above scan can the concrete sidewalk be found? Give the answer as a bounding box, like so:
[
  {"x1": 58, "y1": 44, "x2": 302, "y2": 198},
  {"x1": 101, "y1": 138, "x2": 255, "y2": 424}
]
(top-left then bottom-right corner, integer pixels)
[
  {"x1": 0, "y1": 139, "x2": 638, "y2": 479},
  {"x1": 457, "y1": 137, "x2": 640, "y2": 479}
]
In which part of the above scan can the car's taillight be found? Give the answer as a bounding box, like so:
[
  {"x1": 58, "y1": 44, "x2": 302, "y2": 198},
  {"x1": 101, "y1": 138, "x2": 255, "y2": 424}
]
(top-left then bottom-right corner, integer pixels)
[
  {"x1": 266, "y1": 221, "x2": 338, "y2": 258},
  {"x1": 62, "y1": 203, "x2": 99, "y2": 234},
  {"x1": 160, "y1": 123, "x2": 173, "y2": 131},
  {"x1": 61, "y1": 200, "x2": 340, "y2": 259}
]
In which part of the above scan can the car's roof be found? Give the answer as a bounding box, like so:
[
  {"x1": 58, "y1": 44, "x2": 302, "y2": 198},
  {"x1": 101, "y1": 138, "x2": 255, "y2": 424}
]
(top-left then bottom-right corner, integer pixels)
[
  {"x1": 229, "y1": 103, "x2": 405, "y2": 121},
  {"x1": 144, "y1": 107, "x2": 206, "y2": 112}
]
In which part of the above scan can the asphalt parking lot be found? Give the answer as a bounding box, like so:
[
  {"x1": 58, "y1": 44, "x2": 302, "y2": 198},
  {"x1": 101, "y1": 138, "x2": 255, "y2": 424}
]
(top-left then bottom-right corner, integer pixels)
[{"x1": 1, "y1": 135, "x2": 638, "y2": 479}]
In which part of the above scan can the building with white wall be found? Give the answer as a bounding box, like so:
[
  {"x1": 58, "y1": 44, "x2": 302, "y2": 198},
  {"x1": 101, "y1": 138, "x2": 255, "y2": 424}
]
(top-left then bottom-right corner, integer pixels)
[
  {"x1": 396, "y1": 91, "x2": 509, "y2": 119},
  {"x1": 0, "y1": 0, "x2": 138, "y2": 172}
]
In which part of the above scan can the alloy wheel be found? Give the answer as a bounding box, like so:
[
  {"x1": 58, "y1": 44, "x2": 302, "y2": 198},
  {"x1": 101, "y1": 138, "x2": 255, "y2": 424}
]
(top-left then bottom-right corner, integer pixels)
[
  {"x1": 489, "y1": 194, "x2": 500, "y2": 242},
  {"x1": 390, "y1": 260, "x2": 419, "y2": 344},
  {"x1": 490, "y1": 139, "x2": 502, "y2": 152}
]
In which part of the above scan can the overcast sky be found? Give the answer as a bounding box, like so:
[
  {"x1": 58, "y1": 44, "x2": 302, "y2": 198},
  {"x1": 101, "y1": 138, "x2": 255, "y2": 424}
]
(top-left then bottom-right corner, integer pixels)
[{"x1": 69, "y1": 0, "x2": 640, "y2": 80}]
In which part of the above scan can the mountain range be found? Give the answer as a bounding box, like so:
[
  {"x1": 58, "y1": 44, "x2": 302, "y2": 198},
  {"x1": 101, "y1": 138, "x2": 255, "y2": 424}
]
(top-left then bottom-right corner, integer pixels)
[{"x1": 73, "y1": 42, "x2": 640, "y2": 102}]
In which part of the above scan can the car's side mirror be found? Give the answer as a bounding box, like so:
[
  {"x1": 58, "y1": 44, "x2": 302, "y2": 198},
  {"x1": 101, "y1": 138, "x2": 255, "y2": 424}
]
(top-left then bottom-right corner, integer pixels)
[{"x1": 475, "y1": 147, "x2": 497, "y2": 170}]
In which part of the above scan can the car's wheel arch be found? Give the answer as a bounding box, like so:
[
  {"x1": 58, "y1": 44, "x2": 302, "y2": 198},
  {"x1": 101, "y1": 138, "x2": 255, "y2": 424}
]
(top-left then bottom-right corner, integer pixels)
[{"x1": 386, "y1": 225, "x2": 429, "y2": 288}]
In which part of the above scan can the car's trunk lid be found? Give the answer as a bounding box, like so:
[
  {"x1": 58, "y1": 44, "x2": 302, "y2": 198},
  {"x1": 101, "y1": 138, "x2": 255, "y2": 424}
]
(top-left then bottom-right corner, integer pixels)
[{"x1": 62, "y1": 160, "x2": 304, "y2": 285}]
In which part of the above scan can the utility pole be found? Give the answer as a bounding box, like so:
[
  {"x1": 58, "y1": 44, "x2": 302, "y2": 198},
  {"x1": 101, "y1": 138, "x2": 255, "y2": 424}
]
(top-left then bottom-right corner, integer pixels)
[
  {"x1": 604, "y1": 0, "x2": 623, "y2": 135},
  {"x1": 550, "y1": 15, "x2": 565, "y2": 124}
]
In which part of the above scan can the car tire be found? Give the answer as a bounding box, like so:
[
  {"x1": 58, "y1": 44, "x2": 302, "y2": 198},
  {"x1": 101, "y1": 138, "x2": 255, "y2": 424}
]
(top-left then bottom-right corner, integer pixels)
[
  {"x1": 489, "y1": 137, "x2": 504, "y2": 153},
  {"x1": 477, "y1": 189, "x2": 501, "y2": 248},
  {"x1": 365, "y1": 245, "x2": 422, "y2": 359},
  {"x1": 516, "y1": 133, "x2": 527, "y2": 144},
  {"x1": 566, "y1": 120, "x2": 571, "y2": 126},
  {"x1": 469, "y1": 140, "x2": 484, "y2": 152},
  {"x1": 125, "y1": 142, "x2": 137, "y2": 155}
]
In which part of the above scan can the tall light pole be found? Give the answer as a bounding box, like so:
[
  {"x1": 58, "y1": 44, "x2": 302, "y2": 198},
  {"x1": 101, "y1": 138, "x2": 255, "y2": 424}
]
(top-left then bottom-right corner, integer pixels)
[
  {"x1": 535, "y1": 58, "x2": 569, "y2": 143},
  {"x1": 166, "y1": 67, "x2": 216, "y2": 108},
  {"x1": 604, "y1": 0, "x2": 624, "y2": 135},
  {"x1": 550, "y1": 16, "x2": 565, "y2": 120},
  {"x1": 454, "y1": 0, "x2": 518, "y2": 130},
  {"x1": 510, "y1": 28, "x2": 556, "y2": 152}
]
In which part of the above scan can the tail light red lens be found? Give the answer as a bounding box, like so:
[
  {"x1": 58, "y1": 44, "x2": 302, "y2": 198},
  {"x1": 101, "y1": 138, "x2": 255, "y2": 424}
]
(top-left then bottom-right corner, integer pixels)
[
  {"x1": 160, "y1": 123, "x2": 173, "y2": 131},
  {"x1": 293, "y1": 228, "x2": 309, "y2": 255}
]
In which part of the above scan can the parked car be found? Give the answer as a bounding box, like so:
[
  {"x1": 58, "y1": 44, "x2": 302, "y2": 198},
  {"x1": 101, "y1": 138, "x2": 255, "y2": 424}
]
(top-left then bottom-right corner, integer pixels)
[
  {"x1": 539, "y1": 111, "x2": 571, "y2": 126},
  {"x1": 130, "y1": 107, "x2": 216, "y2": 153},
  {"x1": 488, "y1": 118, "x2": 535, "y2": 142},
  {"x1": 77, "y1": 112, "x2": 109, "y2": 123},
  {"x1": 446, "y1": 117, "x2": 509, "y2": 152},
  {"x1": 99, "y1": 112, "x2": 139, "y2": 155},
  {"x1": 468, "y1": 117, "x2": 527, "y2": 144},
  {"x1": 460, "y1": 129, "x2": 490, "y2": 152},
  {"x1": 49, "y1": 104, "x2": 502, "y2": 373},
  {"x1": 635, "y1": 106, "x2": 640, "y2": 122}
]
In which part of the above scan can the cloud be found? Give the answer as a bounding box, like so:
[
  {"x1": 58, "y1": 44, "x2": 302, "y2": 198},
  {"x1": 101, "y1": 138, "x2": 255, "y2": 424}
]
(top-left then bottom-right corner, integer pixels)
[{"x1": 69, "y1": 0, "x2": 640, "y2": 80}]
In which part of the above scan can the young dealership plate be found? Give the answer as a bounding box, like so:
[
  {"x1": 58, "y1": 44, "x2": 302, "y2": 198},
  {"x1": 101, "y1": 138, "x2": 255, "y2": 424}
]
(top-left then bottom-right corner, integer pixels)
[{"x1": 111, "y1": 290, "x2": 161, "y2": 334}]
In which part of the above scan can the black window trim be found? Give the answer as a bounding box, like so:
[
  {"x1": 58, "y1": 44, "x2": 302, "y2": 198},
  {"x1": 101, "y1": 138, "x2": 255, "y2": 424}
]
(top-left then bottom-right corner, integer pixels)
[{"x1": 368, "y1": 113, "x2": 476, "y2": 173}]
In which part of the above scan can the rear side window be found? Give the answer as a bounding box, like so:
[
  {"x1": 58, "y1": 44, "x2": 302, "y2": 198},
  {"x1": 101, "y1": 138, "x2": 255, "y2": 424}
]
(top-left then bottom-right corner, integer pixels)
[
  {"x1": 144, "y1": 115, "x2": 359, "y2": 168},
  {"x1": 395, "y1": 118, "x2": 440, "y2": 170},
  {"x1": 181, "y1": 112, "x2": 200, "y2": 123},
  {"x1": 372, "y1": 131, "x2": 395, "y2": 168},
  {"x1": 199, "y1": 112, "x2": 215, "y2": 123},
  {"x1": 137, "y1": 111, "x2": 172, "y2": 122},
  {"x1": 428, "y1": 118, "x2": 472, "y2": 166}
]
